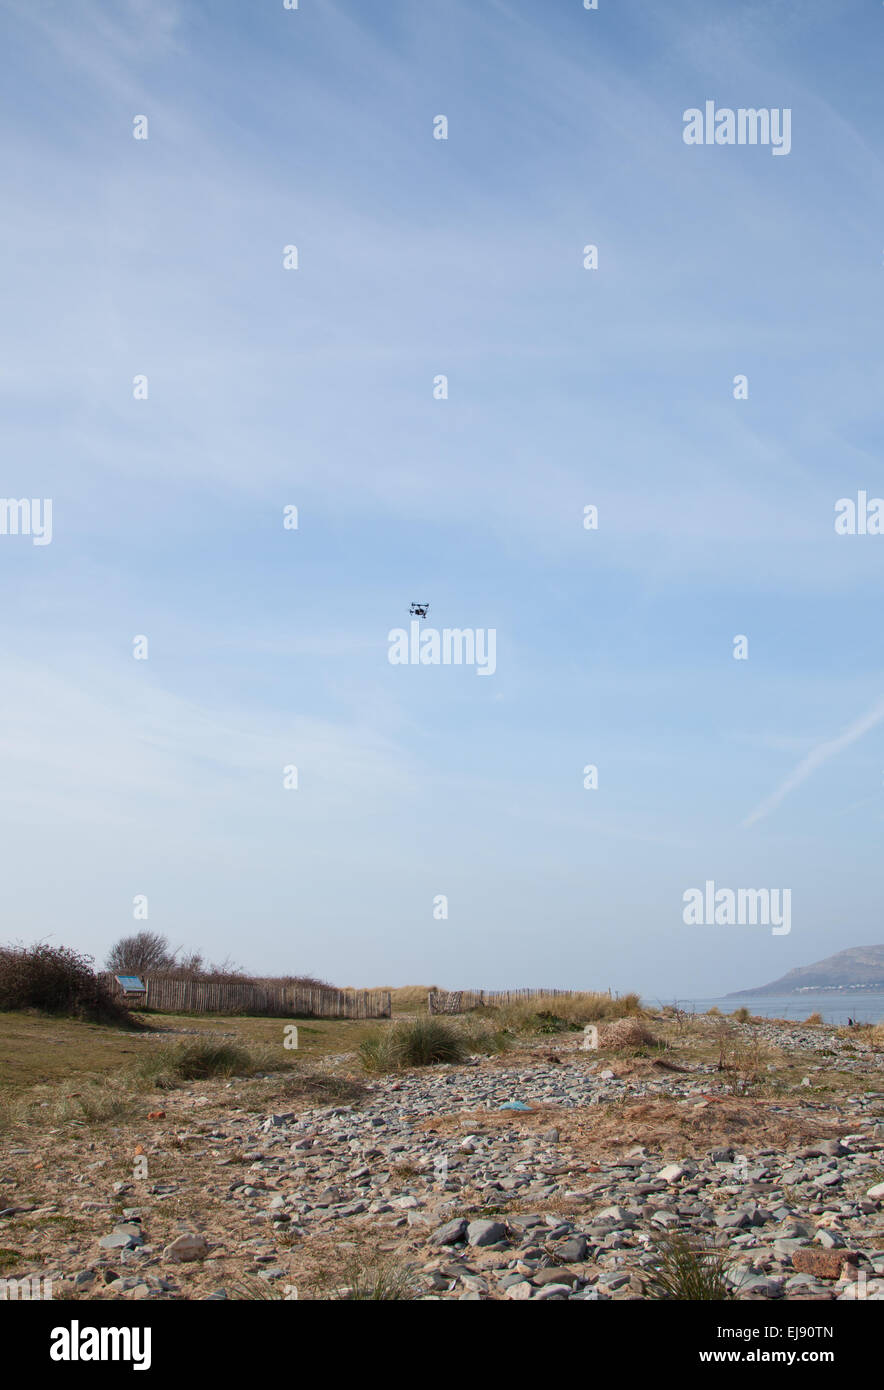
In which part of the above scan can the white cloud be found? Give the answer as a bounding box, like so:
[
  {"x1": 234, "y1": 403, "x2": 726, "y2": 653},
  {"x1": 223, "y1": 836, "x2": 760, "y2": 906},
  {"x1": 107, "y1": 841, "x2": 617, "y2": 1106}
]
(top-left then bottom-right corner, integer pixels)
[{"x1": 742, "y1": 696, "x2": 884, "y2": 827}]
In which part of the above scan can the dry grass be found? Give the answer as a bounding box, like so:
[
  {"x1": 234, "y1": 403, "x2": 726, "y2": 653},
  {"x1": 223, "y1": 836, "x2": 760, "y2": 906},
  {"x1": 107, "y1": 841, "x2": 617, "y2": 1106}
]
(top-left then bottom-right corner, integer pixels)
[
  {"x1": 1, "y1": 1044, "x2": 280, "y2": 1132},
  {"x1": 0, "y1": 1001, "x2": 870, "y2": 1304},
  {"x1": 2, "y1": 1074, "x2": 138, "y2": 1129},
  {"x1": 713, "y1": 1025, "x2": 773, "y2": 1091},
  {"x1": 372, "y1": 984, "x2": 439, "y2": 1017},
  {"x1": 316, "y1": 1253, "x2": 419, "y2": 1301},
  {"x1": 130, "y1": 1038, "x2": 296, "y2": 1088},
  {"x1": 224, "y1": 1230, "x2": 419, "y2": 1302},
  {"x1": 0, "y1": 1009, "x2": 389, "y2": 1099},
  {"x1": 382, "y1": 986, "x2": 438, "y2": 1015},
  {"x1": 259, "y1": 1072, "x2": 368, "y2": 1108},
  {"x1": 562, "y1": 1096, "x2": 846, "y2": 1157},
  {"x1": 597, "y1": 1017, "x2": 657, "y2": 1049},
  {"x1": 488, "y1": 991, "x2": 643, "y2": 1032},
  {"x1": 417, "y1": 1095, "x2": 845, "y2": 1159},
  {"x1": 832, "y1": 1021, "x2": 884, "y2": 1052},
  {"x1": 644, "y1": 1231, "x2": 738, "y2": 1300}
]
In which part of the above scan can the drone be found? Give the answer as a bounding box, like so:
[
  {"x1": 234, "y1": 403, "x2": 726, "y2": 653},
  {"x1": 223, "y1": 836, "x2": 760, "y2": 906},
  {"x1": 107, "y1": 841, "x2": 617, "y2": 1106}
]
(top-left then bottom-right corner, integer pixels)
[{"x1": 409, "y1": 602, "x2": 430, "y2": 619}]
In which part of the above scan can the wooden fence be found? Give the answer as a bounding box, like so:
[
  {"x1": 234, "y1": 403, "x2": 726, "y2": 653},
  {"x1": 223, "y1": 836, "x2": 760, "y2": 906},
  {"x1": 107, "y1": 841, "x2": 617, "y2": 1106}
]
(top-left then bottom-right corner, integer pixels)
[
  {"x1": 428, "y1": 987, "x2": 592, "y2": 1015},
  {"x1": 99, "y1": 974, "x2": 391, "y2": 1019}
]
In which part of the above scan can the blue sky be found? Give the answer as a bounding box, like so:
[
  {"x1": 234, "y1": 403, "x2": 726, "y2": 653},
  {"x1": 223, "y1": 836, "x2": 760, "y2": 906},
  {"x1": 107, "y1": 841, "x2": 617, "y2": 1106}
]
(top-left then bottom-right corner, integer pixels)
[{"x1": 1, "y1": 0, "x2": 882, "y2": 997}]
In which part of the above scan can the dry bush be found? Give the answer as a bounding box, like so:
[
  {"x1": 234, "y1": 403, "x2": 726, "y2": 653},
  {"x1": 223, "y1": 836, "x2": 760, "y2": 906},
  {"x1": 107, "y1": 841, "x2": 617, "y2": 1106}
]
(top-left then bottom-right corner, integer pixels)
[
  {"x1": 714, "y1": 1022, "x2": 772, "y2": 1090},
  {"x1": 657, "y1": 1005, "x2": 705, "y2": 1038},
  {"x1": 106, "y1": 931, "x2": 176, "y2": 975},
  {"x1": 598, "y1": 1017, "x2": 657, "y2": 1049},
  {"x1": 158, "y1": 954, "x2": 253, "y2": 982},
  {"x1": 0, "y1": 943, "x2": 136, "y2": 1027},
  {"x1": 804, "y1": 1012, "x2": 823, "y2": 1025}
]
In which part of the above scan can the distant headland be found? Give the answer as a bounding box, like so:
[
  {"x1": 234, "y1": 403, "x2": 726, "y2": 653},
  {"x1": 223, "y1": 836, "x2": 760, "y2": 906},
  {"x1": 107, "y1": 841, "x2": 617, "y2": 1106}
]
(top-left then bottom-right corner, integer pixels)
[{"x1": 728, "y1": 944, "x2": 884, "y2": 997}]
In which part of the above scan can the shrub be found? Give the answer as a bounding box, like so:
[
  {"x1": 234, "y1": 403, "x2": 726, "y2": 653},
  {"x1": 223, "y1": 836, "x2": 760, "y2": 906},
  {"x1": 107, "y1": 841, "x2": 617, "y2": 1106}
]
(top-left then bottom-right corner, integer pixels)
[
  {"x1": 804, "y1": 1012, "x2": 823, "y2": 1025},
  {"x1": 731, "y1": 1007, "x2": 751, "y2": 1023},
  {"x1": 0, "y1": 943, "x2": 134, "y2": 1026},
  {"x1": 598, "y1": 1017, "x2": 657, "y2": 1049}
]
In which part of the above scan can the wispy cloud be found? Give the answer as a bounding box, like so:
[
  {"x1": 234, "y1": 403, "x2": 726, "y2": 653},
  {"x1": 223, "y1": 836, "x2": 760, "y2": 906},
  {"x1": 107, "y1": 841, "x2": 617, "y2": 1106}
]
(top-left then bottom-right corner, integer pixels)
[{"x1": 742, "y1": 696, "x2": 884, "y2": 827}]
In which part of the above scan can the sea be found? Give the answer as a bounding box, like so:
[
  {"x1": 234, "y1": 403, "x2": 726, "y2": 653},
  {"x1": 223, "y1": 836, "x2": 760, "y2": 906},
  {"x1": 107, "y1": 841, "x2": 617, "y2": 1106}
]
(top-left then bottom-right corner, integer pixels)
[{"x1": 643, "y1": 992, "x2": 884, "y2": 1027}]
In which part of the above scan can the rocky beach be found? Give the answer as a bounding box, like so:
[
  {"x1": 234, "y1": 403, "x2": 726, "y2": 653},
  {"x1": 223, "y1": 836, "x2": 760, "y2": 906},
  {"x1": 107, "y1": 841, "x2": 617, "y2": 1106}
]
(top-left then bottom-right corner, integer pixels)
[{"x1": 3, "y1": 1013, "x2": 883, "y2": 1303}]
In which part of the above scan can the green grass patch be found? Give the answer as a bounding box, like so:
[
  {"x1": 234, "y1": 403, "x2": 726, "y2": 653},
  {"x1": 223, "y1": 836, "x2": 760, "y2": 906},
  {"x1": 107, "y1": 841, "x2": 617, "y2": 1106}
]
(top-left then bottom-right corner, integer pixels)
[
  {"x1": 129, "y1": 1039, "x2": 292, "y2": 1088},
  {"x1": 359, "y1": 1016, "x2": 506, "y2": 1073}
]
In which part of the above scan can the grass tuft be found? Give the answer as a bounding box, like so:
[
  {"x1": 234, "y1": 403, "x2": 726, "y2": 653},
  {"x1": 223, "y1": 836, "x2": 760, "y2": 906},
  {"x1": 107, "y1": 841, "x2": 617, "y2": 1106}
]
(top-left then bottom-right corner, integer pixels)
[
  {"x1": 323, "y1": 1254, "x2": 418, "y2": 1301},
  {"x1": 358, "y1": 1017, "x2": 505, "y2": 1073},
  {"x1": 644, "y1": 1231, "x2": 739, "y2": 1301},
  {"x1": 129, "y1": 1039, "x2": 290, "y2": 1088}
]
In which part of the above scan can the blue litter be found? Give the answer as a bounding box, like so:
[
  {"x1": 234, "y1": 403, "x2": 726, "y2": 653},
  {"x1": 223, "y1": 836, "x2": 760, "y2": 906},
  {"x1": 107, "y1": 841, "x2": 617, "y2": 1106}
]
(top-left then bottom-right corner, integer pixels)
[{"x1": 498, "y1": 1100, "x2": 532, "y2": 1111}]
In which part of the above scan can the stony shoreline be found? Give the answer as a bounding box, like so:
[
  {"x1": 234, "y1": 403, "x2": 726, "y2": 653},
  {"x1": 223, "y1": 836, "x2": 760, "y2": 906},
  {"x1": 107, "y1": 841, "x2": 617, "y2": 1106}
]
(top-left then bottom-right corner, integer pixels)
[{"x1": 2, "y1": 1018, "x2": 883, "y2": 1301}]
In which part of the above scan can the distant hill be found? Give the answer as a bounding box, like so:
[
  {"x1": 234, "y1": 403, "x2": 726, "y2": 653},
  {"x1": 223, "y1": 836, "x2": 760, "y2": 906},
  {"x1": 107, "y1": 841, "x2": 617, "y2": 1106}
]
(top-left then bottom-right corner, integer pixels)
[{"x1": 728, "y1": 944, "x2": 884, "y2": 996}]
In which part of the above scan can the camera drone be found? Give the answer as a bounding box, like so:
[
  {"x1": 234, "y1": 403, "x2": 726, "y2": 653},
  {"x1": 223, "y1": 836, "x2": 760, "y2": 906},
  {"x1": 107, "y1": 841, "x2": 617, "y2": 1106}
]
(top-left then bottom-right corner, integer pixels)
[{"x1": 409, "y1": 602, "x2": 430, "y2": 619}]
